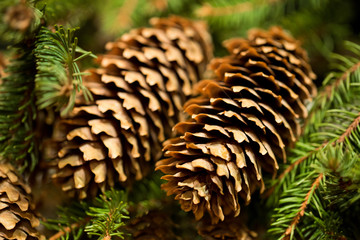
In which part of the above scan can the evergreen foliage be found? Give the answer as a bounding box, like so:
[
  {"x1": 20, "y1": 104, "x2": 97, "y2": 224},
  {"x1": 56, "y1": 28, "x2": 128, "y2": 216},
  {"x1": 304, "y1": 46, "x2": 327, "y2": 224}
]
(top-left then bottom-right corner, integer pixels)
[
  {"x1": 85, "y1": 189, "x2": 129, "y2": 240},
  {"x1": 0, "y1": 44, "x2": 38, "y2": 172},
  {"x1": 35, "y1": 25, "x2": 95, "y2": 116},
  {"x1": 0, "y1": 0, "x2": 42, "y2": 172},
  {"x1": 44, "y1": 189, "x2": 129, "y2": 240},
  {"x1": 267, "y1": 41, "x2": 360, "y2": 239},
  {"x1": 1, "y1": 0, "x2": 360, "y2": 239}
]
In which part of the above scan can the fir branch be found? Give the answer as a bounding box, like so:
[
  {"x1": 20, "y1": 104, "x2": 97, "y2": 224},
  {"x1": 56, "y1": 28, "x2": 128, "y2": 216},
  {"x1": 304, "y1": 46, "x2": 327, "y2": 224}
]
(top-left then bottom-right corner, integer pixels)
[
  {"x1": 268, "y1": 165, "x2": 319, "y2": 239},
  {"x1": 268, "y1": 108, "x2": 360, "y2": 239},
  {"x1": 315, "y1": 144, "x2": 360, "y2": 210},
  {"x1": 49, "y1": 219, "x2": 90, "y2": 240},
  {"x1": 34, "y1": 25, "x2": 95, "y2": 116},
  {"x1": 0, "y1": 47, "x2": 38, "y2": 172},
  {"x1": 0, "y1": 0, "x2": 44, "y2": 172},
  {"x1": 268, "y1": 110, "x2": 360, "y2": 199},
  {"x1": 195, "y1": 0, "x2": 280, "y2": 17},
  {"x1": 337, "y1": 112, "x2": 360, "y2": 143},
  {"x1": 45, "y1": 189, "x2": 129, "y2": 240},
  {"x1": 269, "y1": 111, "x2": 360, "y2": 195},
  {"x1": 283, "y1": 173, "x2": 324, "y2": 239},
  {"x1": 278, "y1": 144, "x2": 325, "y2": 182},
  {"x1": 85, "y1": 189, "x2": 129, "y2": 240},
  {"x1": 264, "y1": 143, "x2": 325, "y2": 198},
  {"x1": 268, "y1": 41, "x2": 360, "y2": 239},
  {"x1": 297, "y1": 145, "x2": 360, "y2": 239},
  {"x1": 305, "y1": 41, "x2": 360, "y2": 135},
  {"x1": 273, "y1": 110, "x2": 360, "y2": 190},
  {"x1": 44, "y1": 201, "x2": 89, "y2": 240},
  {"x1": 272, "y1": 41, "x2": 360, "y2": 188},
  {"x1": 324, "y1": 60, "x2": 360, "y2": 98}
]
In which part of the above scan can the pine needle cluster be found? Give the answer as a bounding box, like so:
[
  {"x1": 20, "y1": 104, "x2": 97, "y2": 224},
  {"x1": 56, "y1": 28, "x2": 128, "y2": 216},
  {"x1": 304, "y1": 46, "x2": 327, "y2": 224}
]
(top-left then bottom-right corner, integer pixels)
[{"x1": 267, "y1": 41, "x2": 360, "y2": 239}]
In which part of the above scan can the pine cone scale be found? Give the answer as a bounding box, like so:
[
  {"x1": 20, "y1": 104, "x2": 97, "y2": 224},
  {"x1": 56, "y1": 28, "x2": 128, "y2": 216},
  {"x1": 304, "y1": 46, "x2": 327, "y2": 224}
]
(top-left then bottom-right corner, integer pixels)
[
  {"x1": 52, "y1": 16, "x2": 212, "y2": 199},
  {"x1": 0, "y1": 164, "x2": 43, "y2": 240}
]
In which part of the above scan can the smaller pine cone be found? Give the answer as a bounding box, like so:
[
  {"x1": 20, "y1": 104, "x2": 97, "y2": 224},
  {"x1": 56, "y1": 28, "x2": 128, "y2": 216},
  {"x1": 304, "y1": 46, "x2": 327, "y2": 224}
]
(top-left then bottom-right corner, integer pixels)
[
  {"x1": 51, "y1": 16, "x2": 213, "y2": 199},
  {"x1": 156, "y1": 27, "x2": 316, "y2": 223},
  {"x1": 0, "y1": 164, "x2": 44, "y2": 240},
  {"x1": 197, "y1": 216, "x2": 257, "y2": 240},
  {"x1": 127, "y1": 210, "x2": 178, "y2": 240}
]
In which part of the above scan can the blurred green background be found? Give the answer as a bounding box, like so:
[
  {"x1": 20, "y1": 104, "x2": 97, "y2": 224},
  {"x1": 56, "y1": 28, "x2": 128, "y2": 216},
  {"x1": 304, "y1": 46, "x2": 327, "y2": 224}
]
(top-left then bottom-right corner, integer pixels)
[
  {"x1": 31, "y1": 0, "x2": 360, "y2": 82},
  {"x1": 1, "y1": 0, "x2": 359, "y2": 81}
]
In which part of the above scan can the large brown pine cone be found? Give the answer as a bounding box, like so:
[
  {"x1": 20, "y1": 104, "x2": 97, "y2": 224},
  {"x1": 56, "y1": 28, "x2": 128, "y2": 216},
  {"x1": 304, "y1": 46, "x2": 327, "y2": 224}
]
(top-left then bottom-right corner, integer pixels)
[
  {"x1": 0, "y1": 164, "x2": 44, "y2": 240},
  {"x1": 51, "y1": 16, "x2": 213, "y2": 199},
  {"x1": 156, "y1": 27, "x2": 316, "y2": 223}
]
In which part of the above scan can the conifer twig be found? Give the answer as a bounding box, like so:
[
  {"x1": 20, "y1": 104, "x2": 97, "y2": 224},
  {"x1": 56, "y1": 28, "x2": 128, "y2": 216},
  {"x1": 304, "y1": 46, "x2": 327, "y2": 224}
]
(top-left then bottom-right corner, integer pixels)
[
  {"x1": 266, "y1": 112, "x2": 360, "y2": 197},
  {"x1": 337, "y1": 113, "x2": 360, "y2": 143},
  {"x1": 49, "y1": 218, "x2": 90, "y2": 240},
  {"x1": 278, "y1": 144, "x2": 325, "y2": 180},
  {"x1": 324, "y1": 61, "x2": 360, "y2": 98},
  {"x1": 264, "y1": 143, "x2": 325, "y2": 198},
  {"x1": 304, "y1": 60, "x2": 360, "y2": 128},
  {"x1": 195, "y1": 0, "x2": 281, "y2": 17},
  {"x1": 283, "y1": 112, "x2": 360, "y2": 179},
  {"x1": 282, "y1": 173, "x2": 324, "y2": 239}
]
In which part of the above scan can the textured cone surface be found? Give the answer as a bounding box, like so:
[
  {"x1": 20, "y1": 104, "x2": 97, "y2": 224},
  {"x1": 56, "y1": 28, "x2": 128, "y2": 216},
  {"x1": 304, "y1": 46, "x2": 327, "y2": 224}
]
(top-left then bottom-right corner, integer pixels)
[
  {"x1": 52, "y1": 16, "x2": 213, "y2": 199},
  {"x1": 0, "y1": 164, "x2": 44, "y2": 240},
  {"x1": 156, "y1": 27, "x2": 316, "y2": 223},
  {"x1": 127, "y1": 210, "x2": 178, "y2": 240},
  {"x1": 197, "y1": 216, "x2": 257, "y2": 240}
]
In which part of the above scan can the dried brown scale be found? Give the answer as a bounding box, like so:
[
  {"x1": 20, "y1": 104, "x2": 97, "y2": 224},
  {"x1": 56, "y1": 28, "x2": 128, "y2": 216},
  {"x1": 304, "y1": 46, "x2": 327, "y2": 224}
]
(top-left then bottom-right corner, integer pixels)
[
  {"x1": 51, "y1": 16, "x2": 213, "y2": 199},
  {"x1": 197, "y1": 216, "x2": 258, "y2": 240},
  {"x1": 0, "y1": 164, "x2": 44, "y2": 240},
  {"x1": 156, "y1": 27, "x2": 316, "y2": 224}
]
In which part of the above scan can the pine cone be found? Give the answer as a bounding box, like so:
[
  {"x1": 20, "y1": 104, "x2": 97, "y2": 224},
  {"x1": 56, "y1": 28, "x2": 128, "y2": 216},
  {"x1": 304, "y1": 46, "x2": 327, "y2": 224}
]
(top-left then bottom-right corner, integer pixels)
[
  {"x1": 197, "y1": 216, "x2": 257, "y2": 240},
  {"x1": 0, "y1": 163, "x2": 44, "y2": 240},
  {"x1": 156, "y1": 27, "x2": 316, "y2": 223},
  {"x1": 51, "y1": 16, "x2": 213, "y2": 199},
  {"x1": 127, "y1": 210, "x2": 178, "y2": 240}
]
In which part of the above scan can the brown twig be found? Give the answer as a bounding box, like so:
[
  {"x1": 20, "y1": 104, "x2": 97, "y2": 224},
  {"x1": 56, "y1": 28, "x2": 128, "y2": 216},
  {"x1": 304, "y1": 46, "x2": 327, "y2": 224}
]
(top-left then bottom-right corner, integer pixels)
[
  {"x1": 102, "y1": 211, "x2": 113, "y2": 240},
  {"x1": 304, "y1": 60, "x2": 360, "y2": 130},
  {"x1": 263, "y1": 142, "x2": 325, "y2": 198},
  {"x1": 336, "y1": 113, "x2": 360, "y2": 143},
  {"x1": 195, "y1": 0, "x2": 281, "y2": 18},
  {"x1": 278, "y1": 144, "x2": 325, "y2": 180},
  {"x1": 49, "y1": 218, "x2": 91, "y2": 240},
  {"x1": 282, "y1": 173, "x2": 324, "y2": 239},
  {"x1": 324, "y1": 61, "x2": 360, "y2": 98},
  {"x1": 49, "y1": 222, "x2": 81, "y2": 240},
  {"x1": 266, "y1": 112, "x2": 360, "y2": 198},
  {"x1": 275, "y1": 113, "x2": 360, "y2": 238}
]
